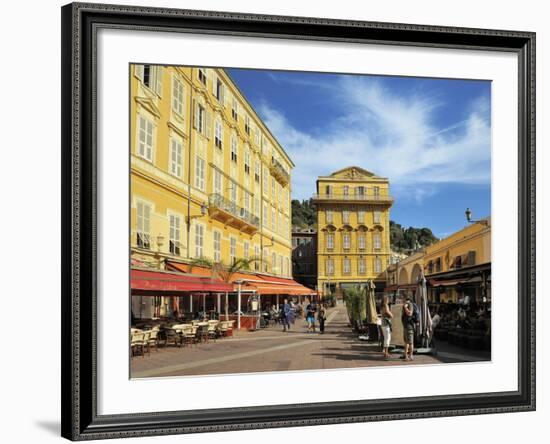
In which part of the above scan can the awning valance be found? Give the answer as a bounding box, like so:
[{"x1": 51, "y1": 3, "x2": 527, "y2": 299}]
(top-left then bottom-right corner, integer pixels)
[{"x1": 131, "y1": 269, "x2": 233, "y2": 293}]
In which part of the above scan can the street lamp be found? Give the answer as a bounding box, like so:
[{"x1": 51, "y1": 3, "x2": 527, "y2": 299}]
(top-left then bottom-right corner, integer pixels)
[{"x1": 465, "y1": 208, "x2": 489, "y2": 227}]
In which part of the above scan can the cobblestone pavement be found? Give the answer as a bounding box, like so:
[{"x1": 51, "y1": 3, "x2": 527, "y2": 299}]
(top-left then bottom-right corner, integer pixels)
[{"x1": 131, "y1": 304, "x2": 490, "y2": 378}]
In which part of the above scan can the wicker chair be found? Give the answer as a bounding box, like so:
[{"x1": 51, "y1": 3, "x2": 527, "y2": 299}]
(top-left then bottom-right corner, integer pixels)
[
  {"x1": 130, "y1": 332, "x2": 146, "y2": 358},
  {"x1": 164, "y1": 328, "x2": 182, "y2": 348}
]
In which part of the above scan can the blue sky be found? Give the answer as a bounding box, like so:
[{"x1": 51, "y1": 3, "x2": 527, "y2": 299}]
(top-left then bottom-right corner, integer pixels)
[{"x1": 228, "y1": 68, "x2": 491, "y2": 239}]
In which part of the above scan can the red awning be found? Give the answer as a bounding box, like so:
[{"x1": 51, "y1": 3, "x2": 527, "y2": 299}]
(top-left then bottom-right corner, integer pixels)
[
  {"x1": 242, "y1": 275, "x2": 316, "y2": 296},
  {"x1": 131, "y1": 269, "x2": 233, "y2": 293}
]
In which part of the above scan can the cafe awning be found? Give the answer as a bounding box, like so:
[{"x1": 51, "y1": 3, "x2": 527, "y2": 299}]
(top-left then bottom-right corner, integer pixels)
[
  {"x1": 241, "y1": 275, "x2": 315, "y2": 296},
  {"x1": 429, "y1": 278, "x2": 465, "y2": 287},
  {"x1": 131, "y1": 269, "x2": 233, "y2": 293}
]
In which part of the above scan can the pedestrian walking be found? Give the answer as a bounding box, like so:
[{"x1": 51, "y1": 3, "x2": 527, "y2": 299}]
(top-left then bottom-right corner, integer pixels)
[
  {"x1": 306, "y1": 302, "x2": 316, "y2": 332},
  {"x1": 281, "y1": 299, "x2": 292, "y2": 332},
  {"x1": 401, "y1": 297, "x2": 415, "y2": 361},
  {"x1": 380, "y1": 295, "x2": 393, "y2": 359},
  {"x1": 318, "y1": 304, "x2": 326, "y2": 334}
]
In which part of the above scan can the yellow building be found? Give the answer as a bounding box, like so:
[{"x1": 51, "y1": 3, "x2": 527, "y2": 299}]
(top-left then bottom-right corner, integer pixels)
[
  {"x1": 423, "y1": 218, "x2": 491, "y2": 303},
  {"x1": 130, "y1": 65, "x2": 293, "y2": 277},
  {"x1": 313, "y1": 166, "x2": 393, "y2": 299}
]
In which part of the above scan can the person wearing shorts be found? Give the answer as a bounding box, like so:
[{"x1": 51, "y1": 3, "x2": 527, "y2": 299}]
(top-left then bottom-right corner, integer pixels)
[
  {"x1": 380, "y1": 295, "x2": 393, "y2": 359},
  {"x1": 401, "y1": 298, "x2": 415, "y2": 361}
]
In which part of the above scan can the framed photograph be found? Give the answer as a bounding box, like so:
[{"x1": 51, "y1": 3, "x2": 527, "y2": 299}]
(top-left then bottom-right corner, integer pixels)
[{"x1": 61, "y1": 2, "x2": 535, "y2": 440}]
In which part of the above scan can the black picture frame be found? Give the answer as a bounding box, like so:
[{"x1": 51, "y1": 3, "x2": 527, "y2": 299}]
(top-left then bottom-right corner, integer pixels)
[{"x1": 61, "y1": 2, "x2": 536, "y2": 440}]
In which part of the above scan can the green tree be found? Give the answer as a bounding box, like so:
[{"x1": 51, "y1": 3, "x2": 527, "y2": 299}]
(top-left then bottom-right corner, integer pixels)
[{"x1": 389, "y1": 220, "x2": 438, "y2": 253}]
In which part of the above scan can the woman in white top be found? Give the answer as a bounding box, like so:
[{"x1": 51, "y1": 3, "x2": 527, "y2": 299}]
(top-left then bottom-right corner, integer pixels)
[{"x1": 380, "y1": 295, "x2": 393, "y2": 359}]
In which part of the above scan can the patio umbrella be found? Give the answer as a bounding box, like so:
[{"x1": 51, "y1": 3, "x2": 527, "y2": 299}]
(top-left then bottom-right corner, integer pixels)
[
  {"x1": 416, "y1": 274, "x2": 432, "y2": 348},
  {"x1": 365, "y1": 280, "x2": 378, "y2": 324}
]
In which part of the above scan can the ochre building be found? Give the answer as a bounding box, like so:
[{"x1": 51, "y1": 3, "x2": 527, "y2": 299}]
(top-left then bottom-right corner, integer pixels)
[
  {"x1": 313, "y1": 167, "x2": 393, "y2": 300},
  {"x1": 130, "y1": 65, "x2": 293, "y2": 277}
]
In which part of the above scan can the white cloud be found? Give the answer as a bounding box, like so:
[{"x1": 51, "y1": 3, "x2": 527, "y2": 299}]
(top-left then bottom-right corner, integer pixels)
[{"x1": 258, "y1": 76, "x2": 491, "y2": 202}]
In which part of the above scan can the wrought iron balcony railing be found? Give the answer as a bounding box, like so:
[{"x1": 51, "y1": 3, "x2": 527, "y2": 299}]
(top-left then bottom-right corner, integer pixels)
[
  {"x1": 208, "y1": 193, "x2": 260, "y2": 228},
  {"x1": 270, "y1": 157, "x2": 290, "y2": 185}
]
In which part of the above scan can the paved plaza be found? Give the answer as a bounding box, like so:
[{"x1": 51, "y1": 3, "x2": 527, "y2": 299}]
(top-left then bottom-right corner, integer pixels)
[{"x1": 131, "y1": 305, "x2": 490, "y2": 378}]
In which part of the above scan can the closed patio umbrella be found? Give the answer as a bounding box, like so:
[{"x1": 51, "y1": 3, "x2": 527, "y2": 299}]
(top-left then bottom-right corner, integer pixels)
[
  {"x1": 365, "y1": 280, "x2": 378, "y2": 324},
  {"x1": 416, "y1": 274, "x2": 433, "y2": 349}
]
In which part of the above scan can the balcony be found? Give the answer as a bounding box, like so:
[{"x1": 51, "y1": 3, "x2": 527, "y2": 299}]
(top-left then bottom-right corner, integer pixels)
[
  {"x1": 312, "y1": 192, "x2": 393, "y2": 204},
  {"x1": 269, "y1": 157, "x2": 290, "y2": 186},
  {"x1": 208, "y1": 193, "x2": 260, "y2": 234}
]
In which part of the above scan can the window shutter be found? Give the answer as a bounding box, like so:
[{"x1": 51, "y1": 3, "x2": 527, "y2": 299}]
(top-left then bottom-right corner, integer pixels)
[
  {"x1": 135, "y1": 64, "x2": 144, "y2": 81},
  {"x1": 212, "y1": 72, "x2": 217, "y2": 96},
  {"x1": 155, "y1": 66, "x2": 163, "y2": 97},
  {"x1": 205, "y1": 110, "x2": 212, "y2": 139},
  {"x1": 225, "y1": 90, "x2": 231, "y2": 109},
  {"x1": 192, "y1": 99, "x2": 198, "y2": 129},
  {"x1": 220, "y1": 83, "x2": 225, "y2": 105}
]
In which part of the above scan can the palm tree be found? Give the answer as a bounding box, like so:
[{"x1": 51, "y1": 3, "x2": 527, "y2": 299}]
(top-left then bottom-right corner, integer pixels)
[{"x1": 188, "y1": 256, "x2": 262, "y2": 282}]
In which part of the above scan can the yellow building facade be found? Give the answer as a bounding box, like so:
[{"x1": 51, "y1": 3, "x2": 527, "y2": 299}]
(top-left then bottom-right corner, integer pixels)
[
  {"x1": 423, "y1": 219, "x2": 491, "y2": 303},
  {"x1": 313, "y1": 167, "x2": 393, "y2": 298},
  {"x1": 130, "y1": 65, "x2": 293, "y2": 277}
]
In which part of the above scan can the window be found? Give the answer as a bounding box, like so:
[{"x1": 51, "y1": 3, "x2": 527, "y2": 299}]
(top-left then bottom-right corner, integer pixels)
[
  {"x1": 195, "y1": 155, "x2": 205, "y2": 191},
  {"x1": 358, "y1": 233, "x2": 366, "y2": 251},
  {"x1": 245, "y1": 114, "x2": 251, "y2": 135},
  {"x1": 375, "y1": 257, "x2": 382, "y2": 273},
  {"x1": 169, "y1": 138, "x2": 183, "y2": 178},
  {"x1": 254, "y1": 161, "x2": 261, "y2": 183},
  {"x1": 326, "y1": 233, "x2": 334, "y2": 250},
  {"x1": 343, "y1": 258, "x2": 351, "y2": 274},
  {"x1": 169, "y1": 214, "x2": 181, "y2": 255},
  {"x1": 198, "y1": 68, "x2": 207, "y2": 85},
  {"x1": 374, "y1": 211, "x2": 381, "y2": 224},
  {"x1": 358, "y1": 210, "x2": 365, "y2": 223},
  {"x1": 358, "y1": 257, "x2": 366, "y2": 274},
  {"x1": 272, "y1": 208, "x2": 276, "y2": 231},
  {"x1": 326, "y1": 210, "x2": 333, "y2": 224},
  {"x1": 343, "y1": 233, "x2": 350, "y2": 250},
  {"x1": 231, "y1": 136, "x2": 238, "y2": 163},
  {"x1": 244, "y1": 191, "x2": 250, "y2": 213},
  {"x1": 373, "y1": 186, "x2": 380, "y2": 198},
  {"x1": 230, "y1": 184, "x2": 237, "y2": 205},
  {"x1": 214, "y1": 77, "x2": 224, "y2": 102},
  {"x1": 194, "y1": 102, "x2": 207, "y2": 134},
  {"x1": 136, "y1": 201, "x2": 151, "y2": 249},
  {"x1": 254, "y1": 246, "x2": 260, "y2": 270},
  {"x1": 232, "y1": 97, "x2": 239, "y2": 120},
  {"x1": 244, "y1": 148, "x2": 250, "y2": 174},
  {"x1": 325, "y1": 185, "x2": 333, "y2": 196},
  {"x1": 230, "y1": 237, "x2": 237, "y2": 264},
  {"x1": 343, "y1": 185, "x2": 349, "y2": 196},
  {"x1": 137, "y1": 115, "x2": 154, "y2": 161},
  {"x1": 254, "y1": 198, "x2": 260, "y2": 218},
  {"x1": 271, "y1": 177, "x2": 276, "y2": 198},
  {"x1": 194, "y1": 223, "x2": 204, "y2": 257},
  {"x1": 326, "y1": 258, "x2": 334, "y2": 276},
  {"x1": 356, "y1": 186, "x2": 365, "y2": 196},
  {"x1": 272, "y1": 252, "x2": 277, "y2": 273},
  {"x1": 213, "y1": 169, "x2": 222, "y2": 195},
  {"x1": 374, "y1": 232, "x2": 381, "y2": 250},
  {"x1": 254, "y1": 125, "x2": 261, "y2": 146},
  {"x1": 214, "y1": 119, "x2": 223, "y2": 149},
  {"x1": 213, "y1": 231, "x2": 221, "y2": 262},
  {"x1": 137, "y1": 65, "x2": 163, "y2": 96},
  {"x1": 263, "y1": 171, "x2": 269, "y2": 195},
  {"x1": 278, "y1": 213, "x2": 283, "y2": 235},
  {"x1": 263, "y1": 203, "x2": 268, "y2": 227},
  {"x1": 244, "y1": 241, "x2": 250, "y2": 259},
  {"x1": 171, "y1": 75, "x2": 184, "y2": 116},
  {"x1": 342, "y1": 210, "x2": 350, "y2": 224}
]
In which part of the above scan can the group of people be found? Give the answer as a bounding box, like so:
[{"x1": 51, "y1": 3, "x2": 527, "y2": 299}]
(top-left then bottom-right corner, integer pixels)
[
  {"x1": 277, "y1": 299, "x2": 327, "y2": 334},
  {"x1": 378, "y1": 295, "x2": 422, "y2": 361}
]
